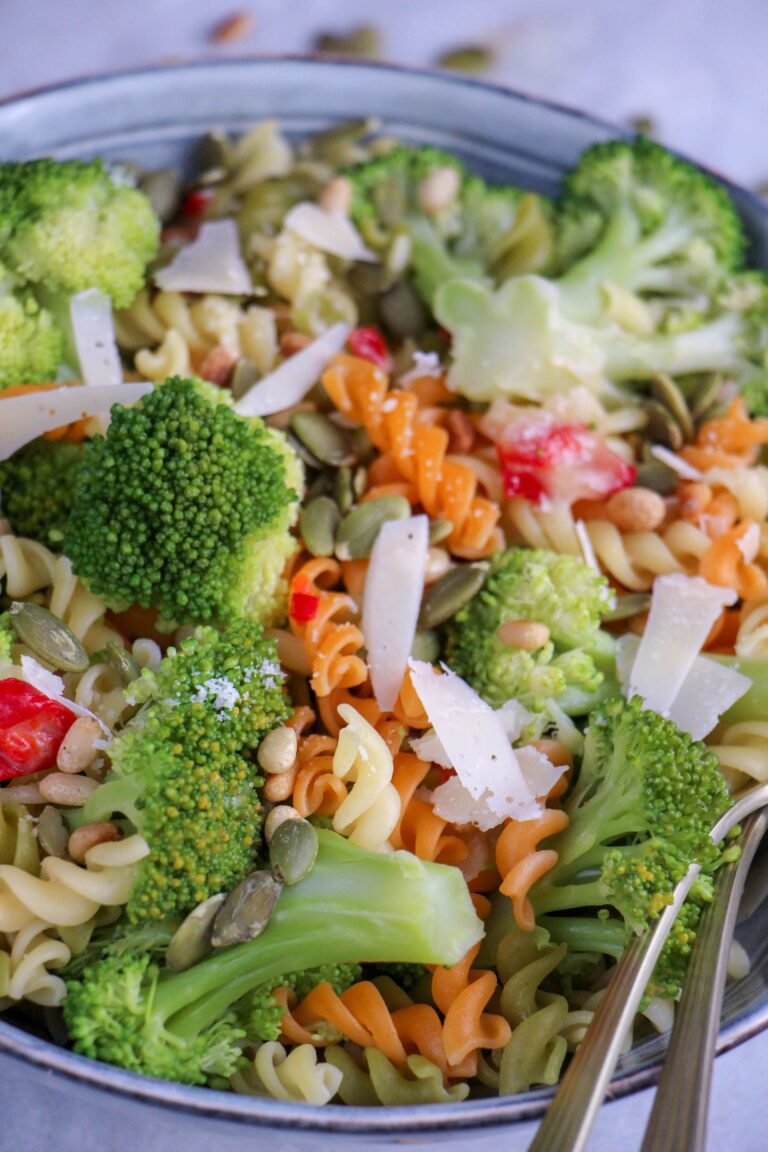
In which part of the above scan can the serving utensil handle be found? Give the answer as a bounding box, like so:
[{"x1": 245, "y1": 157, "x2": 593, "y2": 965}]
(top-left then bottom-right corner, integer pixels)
[{"x1": 640, "y1": 809, "x2": 768, "y2": 1152}]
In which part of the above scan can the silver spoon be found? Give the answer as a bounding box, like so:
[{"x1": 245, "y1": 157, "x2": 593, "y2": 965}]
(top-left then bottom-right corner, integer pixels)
[{"x1": 527, "y1": 781, "x2": 768, "y2": 1152}]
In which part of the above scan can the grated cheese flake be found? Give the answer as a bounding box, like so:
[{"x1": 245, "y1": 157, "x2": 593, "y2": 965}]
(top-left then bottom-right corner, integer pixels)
[
  {"x1": 234, "y1": 323, "x2": 351, "y2": 418},
  {"x1": 155, "y1": 219, "x2": 252, "y2": 295},
  {"x1": 284, "y1": 202, "x2": 377, "y2": 263}
]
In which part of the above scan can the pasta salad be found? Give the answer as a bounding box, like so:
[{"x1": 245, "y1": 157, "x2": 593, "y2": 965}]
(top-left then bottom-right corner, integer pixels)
[{"x1": 0, "y1": 119, "x2": 765, "y2": 1107}]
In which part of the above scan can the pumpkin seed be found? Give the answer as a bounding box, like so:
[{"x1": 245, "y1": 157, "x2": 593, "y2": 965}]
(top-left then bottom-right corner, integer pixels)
[
  {"x1": 269, "y1": 818, "x2": 319, "y2": 886},
  {"x1": 411, "y1": 629, "x2": 440, "y2": 663},
  {"x1": 138, "y1": 168, "x2": 181, "y2": 225},
  {"x1": 196, "y1": 132, "x2": 234, "y2": 181},
  {"x1": 650, "y1": 373, "x2": 694, "y2": 441},
  {"x1": 604, "y1": 592, "x2": 652, "y2": 621},
  {"x1": 428, "y1": 519, "x2": 454, "y2": 545},
  {"x1": 300, "y1": 496, "x2": 341, "y2": 557},
  {"x1": 689, "y1": 374, "x2": 724, "y2": 420},
  {"x1": 333, "y1": 466, "x2": 355, "y2": 513},
  {"x1": 418, "y1": 563, "x2": 488, "y2": 630},
  {"x1": 99, "y1": 640, "x2": 141, "y2": 685},
  {"x1": 38, "y1": 805, "x2": 69, "y2": 858},
  {"x1": 286, "y1": 430, "x2": 323, "y2": 471},
  {"x1": 635, "y1": 460, "x2": 679, "y2": 495},
  {"x1": 644, "y1": 399, "x2": 684, "y2": 451},
  {"x1": 335, "y1": 496, "x2": 412, "y2": 559},
  {"x1": 167, "y1": 893, "x2": 227, "y2": 971},
  {"x1": 230, "y1": 357, "x2": 260, "y2": 400},
  {"x1": 291, "y1": 411, "x2": 358, "y2": 467},
  {"x1": 380, "y1": 280, "x2": 427, "y2": 339},
  {"x1": 436, "y1": 44, "x2": 494, "y2": 73},
  {"x1": 211, "y1": 872, "x2": 283, "y2": 948},
  {"x1": 314, "y1": 26, "x2": 382, "y2": 58},
  {"x1": 9, "y1": 602, "x2": 89, "y2": 673}
]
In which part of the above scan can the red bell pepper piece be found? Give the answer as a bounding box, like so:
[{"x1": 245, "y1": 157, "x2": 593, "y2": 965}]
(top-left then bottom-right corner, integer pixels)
[
  {"x1": 180, "y1": 187, "x2": 215, "y2": 221},
  {"x1": 348, "y1": 327, "x2": 392, "y2": 373},
  {"x1": 0, "y1": 679, "x2": 77, "y2": 780},
  {"x1": 289, "y1": 592, "x2": 321, "y2": 623},
  {"x1": 497, "y1": 412, "x2": 636, "y2": 507}
]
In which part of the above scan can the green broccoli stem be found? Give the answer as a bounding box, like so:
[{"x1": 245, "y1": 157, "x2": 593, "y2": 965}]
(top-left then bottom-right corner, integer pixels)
[
  {"x1": 530, "y1": 876, "x2": 611, "y2": 917},
  {"x1": 538, "y1": 914, "x2": 628, "y2": 959},
  {"x1": 602, "y1": 311, "x2": 744, "y2": 382},
  {"x1": 155, "y1": 831, "x2": 482, "y2": 1039}
]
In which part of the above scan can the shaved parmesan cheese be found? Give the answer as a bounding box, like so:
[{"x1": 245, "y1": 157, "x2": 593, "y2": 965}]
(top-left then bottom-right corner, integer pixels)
[
  {"x1": 628, "y1": 574, "x2": 737, "y2": 715},
  {"x1": 234, "y1": 323, "x2": 351, "y2": 418},
  {"x1": 431, "y1": 776, "x2": 502, "y2": 832},
  {"x1": 0, "y1": 382, "x2": 152, "y2": 461},
  {"x1": 615, "y1": 634, "x2": 640, "y2": 695},
  {"x1": 666, "y1": 655, "x2": 751, "y2": 740},
  {"x1": 516, "y1": 744, "x2": 568, "y2": 799},
  {"x1": 411, "y1": 701, "x2": 534, "y2": 770},
  {"x1": 400, "y1": 351, "x2": 442, "y2": 384},
  {"x1": 410, "y1": 728, "x2": 452, "y2": 769},
  {"x1": 155, "y1": 220, "x2": 252, "y2": 295},
  {"x1": 407, "y1": 659, "x2": 542, "y2": 823},
  {"x1": 363, "y1": 516, "x2": 428, "y2": 711},
  {"x1": 736, "y1": 522, "x2": 760, "y2": 563},
  {"x1": 284, "y1": 202, "x2": 377, "y2": 264},
  {"x1": 496, "y1": 699, "x2": 536, "y2": 742},
  {"x1": 70, "y1": 289, "x2": 123, "y2": 388},
  {"x1": 649, "y1": 445, "x2": 702, "y2": 481},
  {"x1": 20, "y1": 656, "x2": 110, "y2": 735}
]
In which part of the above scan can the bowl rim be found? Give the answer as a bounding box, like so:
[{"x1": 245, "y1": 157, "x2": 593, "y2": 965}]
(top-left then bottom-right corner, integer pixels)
[{"x1": 1, "y1": 52, "x2": 768, "y2": 1134}]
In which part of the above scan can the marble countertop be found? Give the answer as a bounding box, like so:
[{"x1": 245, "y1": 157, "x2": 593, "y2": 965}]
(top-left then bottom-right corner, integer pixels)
[{"x1": 0, "y1": 1, "x2": 767, "y2": 1147}]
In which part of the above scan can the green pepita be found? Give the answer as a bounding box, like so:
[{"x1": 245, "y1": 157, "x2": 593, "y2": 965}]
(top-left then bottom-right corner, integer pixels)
[
  {"x1": 333, "y1": 466, "x2": 355, "y2": 513},
  {"x1": 635, "y1": 460, "x2": 679, "y2": 495},
  {"x1": 138, "y1": 168, "x2": 182, "y2": 225},
  {"x1": 335, "y1": 496, "x2": 412, "y2": 560},
  {"x1": 230, "y1": 357, "x2": 260, "y2": 400},
  {"x1": 411, "y1": 629, "x2": 441, "y2": 663},
  {"x1": 314, "y1": 26, "x2": 382, "y2": 58},
  {"x1": 650, "y1": 373, "x2": 694, "y2": 441},
  {"x1": 300, "y1": 496, "x2": 342, "y2": 557},
  {"x1": 211, "y1": 872, "x2": 283, "y2": 948},
  {"x1": 689, "y1": 374, "x2": 725, "y2": 421},
  {"x1": 9, "y1": 602, "x2": 89, "y2": 673},
  {"x1": 428, "y1": 519, "x2": 454, "y2": 545},
  {"x1": 167, "y1": 893, "x2": 227, "y2": 971},
  {"x1": 286, "y1": 430, "x2": 323, "y2": 471},
  {"x1": 380, "y1": 280, "x2": 427, "y2": 339},
  {"x1": 436, "y1": 45, "x2": 494, "y2": 73},
  {"x1": 644, "y1": 399, "x2": 684, "y2": 451},
  {"x1": 269, "y1": 818, "x2": 319, "y2": 886},
  {"x1": 418, "y1": 563, "x2": 488, "y2": 630},
  {"x1": 604, "y1": 592, "x2": 652, "y2": 621},
  {"x1": 99, "y1": 640, "x2": 141, "y2": 685},
  {"x1": 291, "y1": 411, "x2": 358, "y2": 468}
]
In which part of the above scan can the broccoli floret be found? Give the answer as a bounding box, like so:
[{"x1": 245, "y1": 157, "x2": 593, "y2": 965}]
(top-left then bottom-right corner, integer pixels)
[
  {"x1": 64, "y1": 377, "x2": 302, "y2": 627},
  {"x1": 63, "y1": 830, "x2": 483, "y2": 1084},
  {"x1": 81, "y1": 622, "x2": 289, "y2": 922},
  {"x1": 238, "y1": 963, "x2": 363, "y2": 1042},
  {"x1": 0, "y1": 158, "x2": 159, "y2": 309},
  {"x1": 444, "y1": 547, "x2": 616, "y2": 713},
  {"x1": 367, "y1": 961, "x2": 428, "y2": 991},
  {"x1": 61, "y1": 917, "x2": 175, "y2": 980},
  {"x1": 0, "y1": 437, "x2": 85, "y2": 546},
  {"x1": 529, "y1": 696, "x2": 731, "y2": 941},
  {"x1": 347, "y1": 145, "x2": 551, "y2": 307},
  {"x1": 555, "y1": 138, "x2": 745, "y2": 321},
  {"x1": 0, "y1": 288, "x2": 62, "y2": 388},
  {"x1": 434, "y1": 139, "x2": 760, "y2": 405}
]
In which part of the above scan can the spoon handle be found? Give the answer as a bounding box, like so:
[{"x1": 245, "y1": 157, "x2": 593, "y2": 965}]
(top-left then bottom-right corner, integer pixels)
[{"x1": 640, "y1": 808, "x2": 768, "y2": 1152}]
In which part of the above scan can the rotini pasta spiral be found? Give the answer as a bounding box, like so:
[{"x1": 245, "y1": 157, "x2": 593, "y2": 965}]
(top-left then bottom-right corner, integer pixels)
[
  {"x1": 736, "y1": 596, "x2": 768, "y2": 659},
  {"x1": 495, "y1": 808, "x2": 570, "y2": 932},
  {"x1": 331, "y1": 704, "x2": 400, "y2": 852},
  {"x1": 289, "y1": 557, "x2": 367, "y2": 699},
  {"x1": 0, "y1": 835, "x2": 149, "y2": 934},
  {"x1": 325, "y1": 1044, "x2": 469, "y2": 1105},
  {"x1": 389, "y1": 754, "x2": 469, "y2": 866},
  {"x1": 710, "y1": 721, "x2": 768, "y2": 787},
  {"x1": 0, "y1": 920, "x2": 71, "y2": 1007},
  {"x1": 322, "y1": 355, "x2": 502, "y2": 558},
  {"x1": 231, "y1": 1041, "x2": 342, "y2": 1105}
]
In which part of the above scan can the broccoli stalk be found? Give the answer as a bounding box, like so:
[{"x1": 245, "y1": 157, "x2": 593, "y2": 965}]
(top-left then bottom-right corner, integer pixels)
[
  {"x1": 79, "y1": 621, "x2": 290, "y2": 923},
  {"x1": 443, "y1": 547, "x2": 617, "y2": 714},
  {"x1": 529, "y1": 696, "x2": 731, "y2": 940},
  {"x1": 64, "y1": 830, "x2": 483, "y2": 1084},
  {"x1": 64, "y1": 377, "x2": 303, "y2": 628}
]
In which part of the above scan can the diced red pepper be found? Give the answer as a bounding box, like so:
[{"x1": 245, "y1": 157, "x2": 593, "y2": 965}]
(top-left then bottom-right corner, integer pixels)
[
  {"x1": 180, "y1": 187, "x2": 215, "y2": 221},
  {"x1": 496, "y1": 412, "x2": 636, "y2": 507},
  {"x1": 433, "y1": 764, "x2": 457, "y2": 784},
  {"x1": 0, "y1": 678, "x2": 76, "y2": 780},
  {"x1": 289, "y1": 592, "x2": 321, "y2": 623},
  {"x1": 348, "y1": 327, "x2": 392, "y2": 373}
]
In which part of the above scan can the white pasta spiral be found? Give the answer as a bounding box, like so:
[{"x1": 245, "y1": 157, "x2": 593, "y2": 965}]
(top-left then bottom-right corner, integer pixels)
[
  {"x1": 736, "y1": 596, "x2": 768, "y2": 659},
  {"x1": 331, "y1": 705, "x2": 400, "y2": 852},
  {"x1": 710, "y1": 721, "x2": 768, "y2": 787},
  {"x1": 0, "y1": 835, "x2": 149, "y2": 933},
  {"x1": 231, "y1": 1041, "x2": 342, "y2": 1105},
  {"x1": 0, "y1": 920, "x2": 71, "y2": 1007}
]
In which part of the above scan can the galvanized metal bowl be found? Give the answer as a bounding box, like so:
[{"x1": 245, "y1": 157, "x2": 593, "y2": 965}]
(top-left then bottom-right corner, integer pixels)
[{"x1": 1, "y1": 56, "x2": 767, "y2": 1152}]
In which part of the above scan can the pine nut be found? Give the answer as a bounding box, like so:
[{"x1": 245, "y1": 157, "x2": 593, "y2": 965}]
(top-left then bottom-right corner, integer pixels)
[
  {"x1": 417, "y1": 166, "x2": 461, "y2": 215},
  {"x1": 604, "y1": 487, "x2": 666, "y2": 532},
  {"x1": 446, "y1": 409, "x2": 475, "y2": 454},
  {"x1": 265, "y1": 805, "x2": 300, "y2": 843},
  {"x1": 263, "y1": 761, "x2": 299, "y2": 803},
  {"x1": 319, "y1": 176, "x2": 353, "y2": 216},
  {"x1": 424, "y1": 547, "x2": 453, "y2": 584},
  {"x1": 279, "y1": 331, "x2": 313, "y2": 358},
  {"x1": 497, "y1": 619, "x2": 551, "y2": 651},
  {"x1": 258, "y1": 727, "x2": 298, "y2": 775},
  {"x1": 68, "y1": 822, "x2": 122, "y2": 863},
  {"x1": 56, "y1": 716, "x2": 103, "y2": 773},
  {"x1": 39, "y1": 773, "x2": 99, "y2": 806}
]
